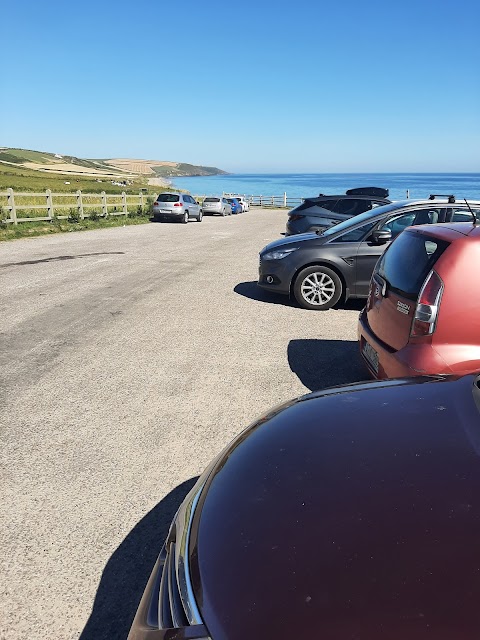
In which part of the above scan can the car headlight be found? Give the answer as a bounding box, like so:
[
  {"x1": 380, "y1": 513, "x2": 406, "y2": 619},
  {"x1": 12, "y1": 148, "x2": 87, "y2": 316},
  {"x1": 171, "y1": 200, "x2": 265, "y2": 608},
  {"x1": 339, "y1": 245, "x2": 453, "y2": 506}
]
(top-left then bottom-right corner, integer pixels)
[{"x1": 262, "y1": 247, "x2": 298, "y2": 260}]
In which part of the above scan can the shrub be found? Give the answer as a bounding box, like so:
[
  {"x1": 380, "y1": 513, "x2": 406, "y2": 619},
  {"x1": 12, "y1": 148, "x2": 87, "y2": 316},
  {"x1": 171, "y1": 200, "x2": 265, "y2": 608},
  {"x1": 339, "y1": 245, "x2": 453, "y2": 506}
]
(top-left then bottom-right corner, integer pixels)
[
  {"x1": 89, "y1": 210, "x2": 100, "y2": 221},
  {"x1": 144, "y1": 196, "x2": 154, "y2": 216},
  {"x1": 68, "y1": 208, "x2": 81, "y2": 223},
  {"x1": 128, "y1": 205, "x2": 147, "y2": 219}
]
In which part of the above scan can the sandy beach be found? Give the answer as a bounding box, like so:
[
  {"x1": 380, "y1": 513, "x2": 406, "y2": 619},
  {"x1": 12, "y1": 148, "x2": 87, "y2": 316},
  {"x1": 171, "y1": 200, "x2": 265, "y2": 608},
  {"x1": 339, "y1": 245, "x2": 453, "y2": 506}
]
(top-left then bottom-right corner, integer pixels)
[{"x1": 148, "y1": 177, "x2": 172, "y2": 188}]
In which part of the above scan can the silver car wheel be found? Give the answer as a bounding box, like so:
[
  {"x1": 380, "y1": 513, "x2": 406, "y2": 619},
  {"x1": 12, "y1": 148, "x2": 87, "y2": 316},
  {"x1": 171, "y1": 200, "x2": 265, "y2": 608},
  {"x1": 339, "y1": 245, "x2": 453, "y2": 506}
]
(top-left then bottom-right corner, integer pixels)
[{"x1": 301, "y1": 272, "x2": 336, "y2": 305}]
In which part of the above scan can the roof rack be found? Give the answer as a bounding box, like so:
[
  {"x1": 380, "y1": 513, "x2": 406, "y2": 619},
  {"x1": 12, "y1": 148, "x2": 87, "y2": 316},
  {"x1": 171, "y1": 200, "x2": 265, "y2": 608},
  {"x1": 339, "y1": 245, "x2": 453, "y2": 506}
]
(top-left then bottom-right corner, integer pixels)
[{"x1": 429, "y1": 194, "x2": 456, "y2": 203}]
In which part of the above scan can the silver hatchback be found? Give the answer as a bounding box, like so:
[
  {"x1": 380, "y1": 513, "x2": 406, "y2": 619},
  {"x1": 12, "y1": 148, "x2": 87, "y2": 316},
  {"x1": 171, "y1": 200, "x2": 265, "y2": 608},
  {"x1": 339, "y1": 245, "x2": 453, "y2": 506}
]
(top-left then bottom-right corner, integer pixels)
[
  {"x1": 152, "y1": 193, "x2": 203, "y2": 223},
  {"x1": 201, "y1": 196, "x2": 232, "y2": 216}
]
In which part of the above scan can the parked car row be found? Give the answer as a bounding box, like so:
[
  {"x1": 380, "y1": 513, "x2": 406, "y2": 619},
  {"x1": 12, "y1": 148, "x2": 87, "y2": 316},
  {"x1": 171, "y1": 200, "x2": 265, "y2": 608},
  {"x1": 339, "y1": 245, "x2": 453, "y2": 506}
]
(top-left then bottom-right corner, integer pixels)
[
  {"x1": 261, "y1": 189, "x2": 480, "y2": 378},
  {"x1": 129, "y1": 189, "x2": 480, "y2": 640},
  {"x1": 153, "y1": 193, "x2": 250, "y2": 222}
]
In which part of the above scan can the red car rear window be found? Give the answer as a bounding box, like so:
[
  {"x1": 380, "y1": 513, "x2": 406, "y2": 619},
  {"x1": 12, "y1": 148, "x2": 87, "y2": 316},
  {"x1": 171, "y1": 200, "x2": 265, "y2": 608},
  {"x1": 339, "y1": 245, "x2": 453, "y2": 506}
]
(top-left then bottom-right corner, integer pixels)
[{"x1": 376, "y1": 232, "x2": 449, "y2": 300}]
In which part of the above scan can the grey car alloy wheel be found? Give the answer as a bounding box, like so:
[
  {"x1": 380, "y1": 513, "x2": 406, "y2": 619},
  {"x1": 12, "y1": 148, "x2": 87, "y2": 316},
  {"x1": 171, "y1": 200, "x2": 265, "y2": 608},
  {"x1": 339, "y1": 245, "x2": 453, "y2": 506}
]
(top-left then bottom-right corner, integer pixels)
[
  {"x1": 293, "y1": 266, "x2": 342, "y2": 310},
  {"x1": 182, "y1": 211, "x2": 189, "y2": 224}
]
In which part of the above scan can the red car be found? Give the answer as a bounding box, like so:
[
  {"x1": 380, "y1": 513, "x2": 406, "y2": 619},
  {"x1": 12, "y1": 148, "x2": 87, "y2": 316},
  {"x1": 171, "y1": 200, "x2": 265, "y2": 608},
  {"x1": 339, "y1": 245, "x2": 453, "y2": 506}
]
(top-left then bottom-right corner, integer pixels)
[{"x1": 358, "y1": 222, "x2": 480, "y2": 379}]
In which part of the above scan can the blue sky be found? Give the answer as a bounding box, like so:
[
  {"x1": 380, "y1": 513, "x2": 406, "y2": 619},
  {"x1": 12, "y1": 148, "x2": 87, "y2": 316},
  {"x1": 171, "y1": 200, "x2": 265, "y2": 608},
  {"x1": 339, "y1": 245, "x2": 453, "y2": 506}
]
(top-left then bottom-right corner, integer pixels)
[{"x1": 1, "y1": 0, "x2": 479, "y2": 172}]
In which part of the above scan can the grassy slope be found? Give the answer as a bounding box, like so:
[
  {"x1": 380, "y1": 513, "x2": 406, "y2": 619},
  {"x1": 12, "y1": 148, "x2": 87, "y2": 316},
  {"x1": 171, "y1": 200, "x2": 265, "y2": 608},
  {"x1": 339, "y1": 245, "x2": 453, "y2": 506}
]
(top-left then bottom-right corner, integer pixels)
[
  {"x1": 0, "y1": 148, "x2": 120, "y2": 173},
  {"x1": 0, "y1": 163, "x2": 154, "y2": 193}
]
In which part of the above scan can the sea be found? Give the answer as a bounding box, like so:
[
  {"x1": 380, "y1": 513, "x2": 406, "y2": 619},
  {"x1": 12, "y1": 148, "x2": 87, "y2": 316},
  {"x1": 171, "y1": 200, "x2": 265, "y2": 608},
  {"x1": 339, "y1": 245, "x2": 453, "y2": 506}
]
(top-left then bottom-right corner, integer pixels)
[{"x1": 171, "y1": 173, "x2": 480, "y2": 202}]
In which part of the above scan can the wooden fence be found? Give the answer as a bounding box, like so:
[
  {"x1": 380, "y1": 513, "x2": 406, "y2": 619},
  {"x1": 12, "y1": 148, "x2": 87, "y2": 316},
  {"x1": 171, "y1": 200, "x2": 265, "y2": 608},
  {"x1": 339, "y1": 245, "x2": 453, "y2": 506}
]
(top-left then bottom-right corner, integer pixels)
[
  {"x1": 0, "y1": 188, "x2": 303, "y2": 225},
  {"x1": 0, "y1": 188, "x2": 149, "y2": 225}
]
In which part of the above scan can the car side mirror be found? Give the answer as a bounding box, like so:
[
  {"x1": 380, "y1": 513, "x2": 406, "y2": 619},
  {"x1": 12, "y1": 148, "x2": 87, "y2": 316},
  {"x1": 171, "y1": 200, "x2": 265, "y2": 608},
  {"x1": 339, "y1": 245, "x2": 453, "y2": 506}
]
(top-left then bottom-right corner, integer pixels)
[{"x1": 371, "y1": 229, "x2": 392, "y2": 245}]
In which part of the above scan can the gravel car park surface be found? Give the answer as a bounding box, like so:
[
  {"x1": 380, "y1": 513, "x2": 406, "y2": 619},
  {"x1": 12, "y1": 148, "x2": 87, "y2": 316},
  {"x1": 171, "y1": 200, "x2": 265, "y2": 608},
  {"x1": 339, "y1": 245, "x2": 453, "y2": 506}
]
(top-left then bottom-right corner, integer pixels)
[{"x1": 0, "y1": 210, "x2": 367, "y2": 640}]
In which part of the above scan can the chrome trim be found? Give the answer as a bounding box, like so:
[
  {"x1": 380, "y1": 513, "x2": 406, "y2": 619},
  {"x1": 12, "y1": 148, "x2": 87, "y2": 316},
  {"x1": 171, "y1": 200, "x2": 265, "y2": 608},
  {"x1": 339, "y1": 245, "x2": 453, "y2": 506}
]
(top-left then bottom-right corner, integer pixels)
[{"x1": 174, "y1": 481, "x2": 206, "y2": 625}]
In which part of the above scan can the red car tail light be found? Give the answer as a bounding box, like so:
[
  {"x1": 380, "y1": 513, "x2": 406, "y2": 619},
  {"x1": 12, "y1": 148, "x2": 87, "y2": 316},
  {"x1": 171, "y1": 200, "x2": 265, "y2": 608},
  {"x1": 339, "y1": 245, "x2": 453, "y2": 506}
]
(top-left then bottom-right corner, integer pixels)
[
  {"x1": 154, "y1": 201, "x2": 159, "y2": 205},
  {"x1": 411, "y1": 271, "x2": 444, "y2": 337},
  {"x1": 173, "y1": 202, "x2": 183, "y2": 207},
  {"x1": 289, "y1": 214, "x2": 305, "y2": 221}
]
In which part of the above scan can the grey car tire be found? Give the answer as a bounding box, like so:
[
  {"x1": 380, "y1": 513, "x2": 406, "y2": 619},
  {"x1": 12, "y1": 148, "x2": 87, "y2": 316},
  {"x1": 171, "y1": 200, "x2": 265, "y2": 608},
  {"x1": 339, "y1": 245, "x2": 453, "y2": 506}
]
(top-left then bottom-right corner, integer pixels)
[
  {"x1": 182, "y1": 211, "x2": 189, "y2": 224},
  {"x1": 197, "y1": 211, "x2": 203, "y2": 222},
  {"x1": 293, "y1": 265, "x2": 342, "y2": 311}
]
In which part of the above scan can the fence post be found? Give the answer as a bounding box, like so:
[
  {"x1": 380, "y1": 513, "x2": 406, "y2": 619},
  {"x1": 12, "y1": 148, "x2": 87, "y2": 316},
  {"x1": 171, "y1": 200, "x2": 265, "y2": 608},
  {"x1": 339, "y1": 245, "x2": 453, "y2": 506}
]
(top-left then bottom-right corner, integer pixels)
[
  {"x1": 101, "y1": 191, "x2": 108, "y2": 217},
  {"x1": 76, "y1": 190, "x2": 84, "y2": 219},
  {"x1": 7, "y1": 188, "x2": 17, "y2": 225},
  {"x1": 139, "y1": 190, "x2": 144, "y2": 209},
  {"x1": 122, "y1": 192, "x2": 128, "y2": 216},
  {"x1": 260, "y1": 195, "x2": 263, "y2": 206},
  {"x1": 271, "y1": 196, "x2": 274, "y2": 206},
  {"x1": 46, "y1": 189, "x2": 54, "y2": 219},
  {"x1": 406, "y1": 189, "x2": 410, "y2": 199},
  {"x1": 283, "y1": 192, "x2": 287, "y2": 207}
]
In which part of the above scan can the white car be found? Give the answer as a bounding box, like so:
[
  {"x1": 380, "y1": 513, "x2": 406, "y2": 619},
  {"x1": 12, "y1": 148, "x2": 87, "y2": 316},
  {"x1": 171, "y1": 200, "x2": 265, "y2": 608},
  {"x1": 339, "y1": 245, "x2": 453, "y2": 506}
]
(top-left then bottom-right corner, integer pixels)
[{"x1": 235, "y1": 196, "x2": 250, "y2": 212}]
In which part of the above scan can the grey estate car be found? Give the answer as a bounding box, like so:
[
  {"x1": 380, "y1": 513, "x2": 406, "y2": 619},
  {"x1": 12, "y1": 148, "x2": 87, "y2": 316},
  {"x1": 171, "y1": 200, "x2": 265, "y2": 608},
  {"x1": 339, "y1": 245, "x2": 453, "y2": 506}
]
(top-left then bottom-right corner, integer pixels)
[
  {"x1": 202, "y1": 197, "x2": 232, "y2": 216},
  {"x1": 152, "y1": 193, "x2": 203, "y2": 223},
  {"x1": 259, "y1": 195, "x2": 480, "y2": 310}
]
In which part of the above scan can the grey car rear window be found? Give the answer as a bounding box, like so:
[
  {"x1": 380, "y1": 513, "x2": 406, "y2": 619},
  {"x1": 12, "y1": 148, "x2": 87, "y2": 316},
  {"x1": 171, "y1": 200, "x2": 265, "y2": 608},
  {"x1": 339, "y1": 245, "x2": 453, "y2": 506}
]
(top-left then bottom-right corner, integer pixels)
[
  {"x1": 376, "y1": 232, "x2": 449, "y2": 300},
  {"x1": 204, "y1": 198, "x2": 220, "y2": 202},
  {"x1": 157, "y1": 194, "x2": 180, "y2": 202}
]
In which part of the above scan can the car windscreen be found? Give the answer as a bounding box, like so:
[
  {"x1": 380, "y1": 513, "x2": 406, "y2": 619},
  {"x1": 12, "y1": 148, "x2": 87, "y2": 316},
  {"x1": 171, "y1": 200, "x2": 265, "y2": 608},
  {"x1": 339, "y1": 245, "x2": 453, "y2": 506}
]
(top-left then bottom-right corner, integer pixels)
[
  {"x1": 376, "y1": 231, "x2": 450, "y2": 300},
  {"x1": 204, "y1": 197, "x2": 220, "y2": 202},
  {"x1": 157, "y1": 194, "x2": 180, "y2": 202},
  {"x1": 321, "y1": 202, "x2": 407, "y2": 238}
]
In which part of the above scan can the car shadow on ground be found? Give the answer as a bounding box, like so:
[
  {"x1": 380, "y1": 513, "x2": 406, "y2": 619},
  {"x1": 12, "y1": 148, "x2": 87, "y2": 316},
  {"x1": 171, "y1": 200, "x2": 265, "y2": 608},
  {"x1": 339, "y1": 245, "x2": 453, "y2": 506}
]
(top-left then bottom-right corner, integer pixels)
[
  {"x1": 288, "y1": 338, "x2": 369, "y2": 392},
  {"x1": 234, "y1": 281, "x2": 296, "y2": 307},
  {"x1": 80, "y1": 477, "x2": 199, "y2": 640},
  {"x1": 235, "y1": 281, "x2": 367, "y2": 312},
  {"x1": 342, "y1": 299, "x2": 366, "y2": 312}
]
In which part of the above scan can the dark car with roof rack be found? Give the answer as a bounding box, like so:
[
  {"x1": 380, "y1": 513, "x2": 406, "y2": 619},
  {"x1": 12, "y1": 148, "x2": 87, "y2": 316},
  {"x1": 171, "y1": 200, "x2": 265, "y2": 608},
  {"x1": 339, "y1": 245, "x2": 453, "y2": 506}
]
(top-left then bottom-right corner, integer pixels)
[
  {"x1": 259, "y1": 195, "x2": 480, "y2": 310},
  {"x1": 285, "y1": 186, "x2": 391, "y2": 236}
]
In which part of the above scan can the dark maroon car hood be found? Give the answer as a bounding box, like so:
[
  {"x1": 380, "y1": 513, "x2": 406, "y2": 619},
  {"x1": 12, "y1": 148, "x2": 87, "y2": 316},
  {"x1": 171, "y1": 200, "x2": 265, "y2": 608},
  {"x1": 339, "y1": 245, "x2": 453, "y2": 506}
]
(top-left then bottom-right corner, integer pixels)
[{"x1": 189, "y1": 375, "x2": 480, "y2": 640}]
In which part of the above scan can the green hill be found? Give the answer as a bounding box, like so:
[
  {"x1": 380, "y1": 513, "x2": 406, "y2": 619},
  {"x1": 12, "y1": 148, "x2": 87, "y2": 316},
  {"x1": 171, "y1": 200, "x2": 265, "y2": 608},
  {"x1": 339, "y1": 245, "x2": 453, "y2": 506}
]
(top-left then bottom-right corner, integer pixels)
[{"x1": 0, "y1": 147, "x2": 228, "y2": 192}]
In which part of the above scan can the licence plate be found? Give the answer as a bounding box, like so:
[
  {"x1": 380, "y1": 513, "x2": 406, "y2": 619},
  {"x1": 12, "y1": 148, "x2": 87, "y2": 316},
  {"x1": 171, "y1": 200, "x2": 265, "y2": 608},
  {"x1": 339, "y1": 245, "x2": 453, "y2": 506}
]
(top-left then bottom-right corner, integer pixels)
[
  {"x1": 160, "y1": 209, "x2": 171, "y2": 213},
  {"x1": 362, "y1": 341, "x2": 379, "y2": 373}
]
